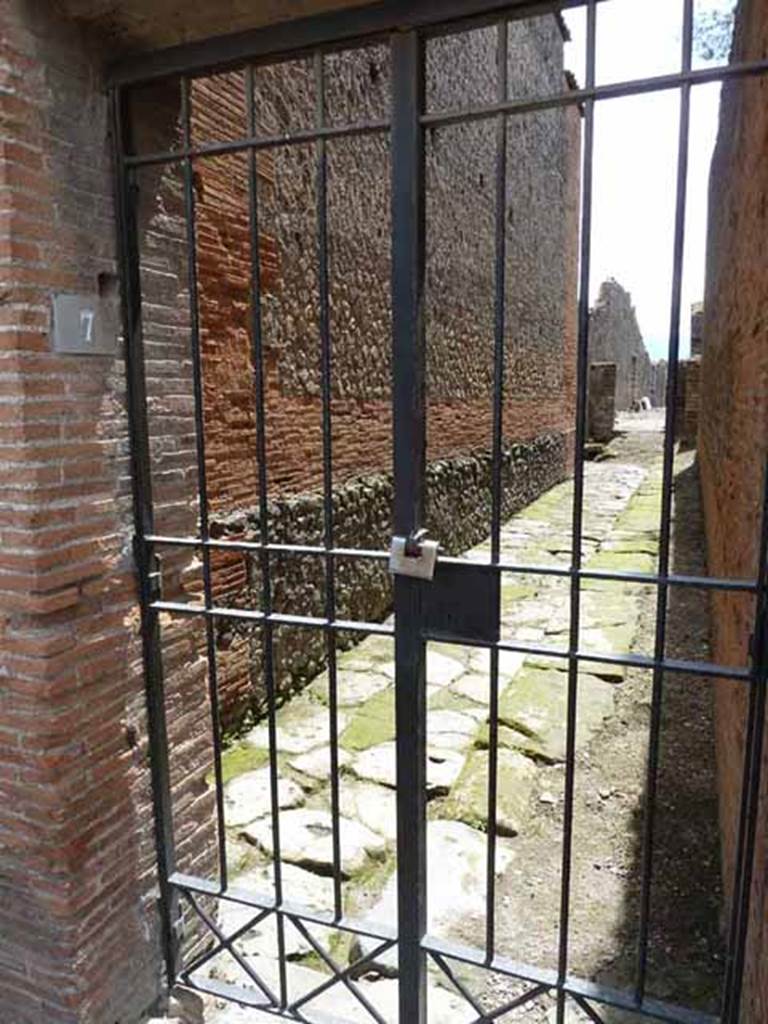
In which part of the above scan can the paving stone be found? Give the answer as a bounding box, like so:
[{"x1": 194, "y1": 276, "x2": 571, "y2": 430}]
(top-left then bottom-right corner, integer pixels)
[
  {"x1": 502, "y1": 625, "x2": 545, "y2": 645},
  {"x1": 579, "y1": 622, "x2": 637, "y2": 656},
  {"x1": 426, "y1": 709, "x2": 478, "y2": 752},
  {"x1": 451, "y1": 672, "x2": 489, "y2": 705},
  {"x1": 244, "y1": 700, "x2": 348, "y2": 756},
  {"x1": 542, "y1": 622, "x2": 635, "y2": 682},
  {"x1": 466, "y1": 647, "x2": 525, "y2": 680},
  {"x1": 227, "y1": 832, "x2": 256, "y2": 876},
  {"x1": 379, "y1": 650, "x2": 466, "y2": 687},
  {"x1": 340, "y1": 780, "x2": 397, "y2": 841},
  {"x1": 350, "y1": 741, "x2": 464, "y2": 794},
  {"x1": 336, "y1": 650, "x2": 376, "y2": 671},
  {"x1": 428, "y1": 641, "x2": 475, "y2": 666},
  {"x1": 340, "y1": 686, "x2": 394, "y2": 751},
  {"x1": 429, "y1": 685, "x2": 487, "y2": 721},
  {"x1": 499, "y1": 580, "x2": 538, "y2": 604},
  {"x1": 354, "y1": 631, "x2": 395, "y2": 655},
  {"x1": 546, "y1": 1004, "x2": 599, "y2": 1024},
  {"x1": 586, "y1": 549, "x2": 657, "y2": 575},
  {"x1": 242, "y1": 808, "x2": 386, "y2": 878},
  {"x1": 603, "y1": 535, "x2": 659, "y2": 555},
  {"x1": 479, "y1": 667, "x2": 615, "y2": 763},
  {"x1": 353, "y1": 820, "x2": 514, "y2": 974},
  {"x1": 308, "y1": 668, "x2": 391, "y2": 707},
  {"x1": 443, "y1": 748, "x2": 537, "y2": 836},
  {"x1": 287, "y1": 745, "x2": 353, "y2": 781},
  {"x1": 218, "y1": 864, "x2": 336, "y2": 957},
  {"x1": 204, "y1": 954, "x2": 472, "y2": 1023},
  {"x1": 224, "y1": 768, "x2": 305, "y2": 828},
  {"x1": 502, "y1": 598, "x2": 558, "y2": 626}
]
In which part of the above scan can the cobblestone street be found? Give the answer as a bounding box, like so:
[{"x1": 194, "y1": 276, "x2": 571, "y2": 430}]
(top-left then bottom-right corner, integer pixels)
[{"x1": 162, "y1": 411, "x2": 726, "y2": 1024}]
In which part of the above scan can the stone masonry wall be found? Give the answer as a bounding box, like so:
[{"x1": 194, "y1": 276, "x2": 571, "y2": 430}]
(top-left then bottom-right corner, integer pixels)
[
  {"x1": 129, "y1": 22, "x2": 581, "y2": 724},
  {"x1": 174, "y1": 23, "x2": 581, "y2": 513},
  {"x1": 651, "y1": 358, "x2": 668, "y2": 409},
  {"x1": 211, "y1": 433, "x2": 567, "y2": 720},
  {"x1": 589, "y1": 277, "x2": 653, "y2": 410},
  {"x1": 588, "y1": 362, "x2": 616, "y2": 443},
  {"x1": 699, "y1": 0, "x2": 768, "y2": 1019}
]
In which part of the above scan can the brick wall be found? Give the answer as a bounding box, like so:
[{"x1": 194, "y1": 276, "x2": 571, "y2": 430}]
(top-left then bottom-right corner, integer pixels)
[
  {"x1": 699, "y1": 0, "x2": 768, "y2": 1019},
  {"x1": 0, "y1": 4, "x2": 218, "y2": 1022},
  {"x1": 130, "y1": 26, "x2": 581, "y2": 723},
  {"x1": 675, "y1": 357, "x2": 701, "y2": 450},
  {"x1": 175, "y1": 29, "x2": 581, "y2": 514}
]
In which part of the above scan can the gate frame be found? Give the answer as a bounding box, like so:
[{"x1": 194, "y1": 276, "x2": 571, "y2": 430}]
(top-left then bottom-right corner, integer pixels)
[{"x1": 110, "y1": 2, "x2": 768, "y2": 1022}]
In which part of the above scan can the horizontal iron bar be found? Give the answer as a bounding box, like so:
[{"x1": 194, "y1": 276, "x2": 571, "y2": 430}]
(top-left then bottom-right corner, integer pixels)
[
  {"x1": 145, "y1": 533, "x2": 390, "y2": 562},
  {"x1": 120, "y1": 57, "x2": 768, "y2": 172},
  {"x1": 108, "y1": 0, "x2": 594, "y2": 86},
  {"x1": 490, "y1": 640, "x2": 750, "y2": 682},
  {"x1": 441, "y1": 555, "x2": 759, "y2": 593},
  {"x1": 125, "y1": 118, "x2": 389, "y2": 170},
  {"x1": 177, "y1": 975, "x2": 271, "y2": 1011},
  {"x1": 169, "y1": 871, "x2": 397, "y2": 942},
  {"x1": 150, "y1": 599, "x2": 749, "y2": 680},
  {"x1": 421, "y1": 55, "x2": 768, "y2": 131},
  {"x1": 423, "y1": 933, "x2": 556, "y2": 989},
  {"x1": 151, "y1": 600, "x2": 396, "y2": 635},
  {"x1": 144, "y1": 534, "x2": 758, "y2": 593},
  {"x1": 422, "y1": 936, "x2": 718, "y2": 1024},
  {"x1": 177, "y1": 974, "x2": 356, "y2": 1024}
]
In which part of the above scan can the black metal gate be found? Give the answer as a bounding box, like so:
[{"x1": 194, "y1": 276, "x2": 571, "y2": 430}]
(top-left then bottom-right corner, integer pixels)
[{"x1": 111, "y1": 2, "x2": 768, "y2": 1022}]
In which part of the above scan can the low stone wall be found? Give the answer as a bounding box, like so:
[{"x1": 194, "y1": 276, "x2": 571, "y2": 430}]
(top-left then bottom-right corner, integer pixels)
[{"x1": 211, "y1": 432, "x2": 568, "y2": 726}]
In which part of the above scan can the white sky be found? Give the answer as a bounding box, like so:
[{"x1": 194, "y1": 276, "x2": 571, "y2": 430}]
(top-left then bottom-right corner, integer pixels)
[{"x1": 561, "y1": 0, "x2": 736, "y2": 360}]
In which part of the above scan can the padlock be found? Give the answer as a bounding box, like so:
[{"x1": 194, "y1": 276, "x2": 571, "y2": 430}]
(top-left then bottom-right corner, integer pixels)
[{"x1": 389, "y1": 534, "x2": 439, "y2": 581}]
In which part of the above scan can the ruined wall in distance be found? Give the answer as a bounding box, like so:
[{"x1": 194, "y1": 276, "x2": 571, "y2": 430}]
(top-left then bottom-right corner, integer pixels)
[{"x1": 589, "y1": 277, "x2": 653, "y2": 410}]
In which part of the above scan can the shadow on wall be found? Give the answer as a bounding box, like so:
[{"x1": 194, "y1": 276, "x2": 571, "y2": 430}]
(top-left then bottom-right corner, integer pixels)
[{"x1": 581, "y1": 458, "x2": 725, "y2": 1019}]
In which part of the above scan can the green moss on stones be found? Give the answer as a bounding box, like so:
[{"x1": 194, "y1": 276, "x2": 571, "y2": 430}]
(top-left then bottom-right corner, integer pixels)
[
  {"x1": 475, "y1": 666, "x2": 615, "y2": 763},
  {"x1": 443, "y1": 748, "x2": 536, "y2": 836},
  {"x1": 218, "y1": 743, "x2": 270, "y2": 785},
  {"x1": 339, "y1": 686, "x2": 395, "y2": 751}
]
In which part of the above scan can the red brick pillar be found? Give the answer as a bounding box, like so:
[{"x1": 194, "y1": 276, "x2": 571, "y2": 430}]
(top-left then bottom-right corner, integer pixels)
[{"x1": 0, "y1": 4, "x2": 162, "y2": 1021}]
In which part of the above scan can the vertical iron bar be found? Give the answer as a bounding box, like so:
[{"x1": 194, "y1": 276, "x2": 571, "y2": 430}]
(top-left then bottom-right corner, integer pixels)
[
  {"x1": 557, "y1": 3, "x2": 596, "y2": 1020},
  {"x1": 485, "y1": 15, "x2": 509, "y2": 963},
  {"x1": 635, "y1": 0, "x2": 693, "y2": 1001},
  {"x1": 721, "y1": 459, "x2": 768, "y2": 1023},
  {"x1": 245, "y1": 65, "x2": 287, "y2": 1008},
  {"x1": 391, "y1": 28, "x2": 428, "y2": 1024},
  {"x1": 180, "y1": 76, "x2": 228, "y2": 888},
  {"x1": 111, "y1": 84, "x2": 180, "y2": 987},
  {"x1": 315, "y1": 50, "x2": 344, "y2": 921}
]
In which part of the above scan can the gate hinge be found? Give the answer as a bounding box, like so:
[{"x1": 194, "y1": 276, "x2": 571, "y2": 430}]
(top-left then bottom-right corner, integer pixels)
[
  {"x1": 134, "y1": 536, "x2": 163, "y2": 602},
  {"x1": 157, "y1": 895, "x2": 185, "y2": 943},
  {"x1": 147, "y1": 553, "x2": 163, "y2": 602}
]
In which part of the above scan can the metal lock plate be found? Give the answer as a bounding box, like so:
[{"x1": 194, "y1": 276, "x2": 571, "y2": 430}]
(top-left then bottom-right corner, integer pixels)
[{"x1": 389, "y1": 535, "x2": 439, "y2": 581}]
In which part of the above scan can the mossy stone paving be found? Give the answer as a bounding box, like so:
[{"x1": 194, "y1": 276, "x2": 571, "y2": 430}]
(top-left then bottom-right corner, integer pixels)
[{"x1": 210, "y1": 448, "x2": 663, "y2": 999}]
